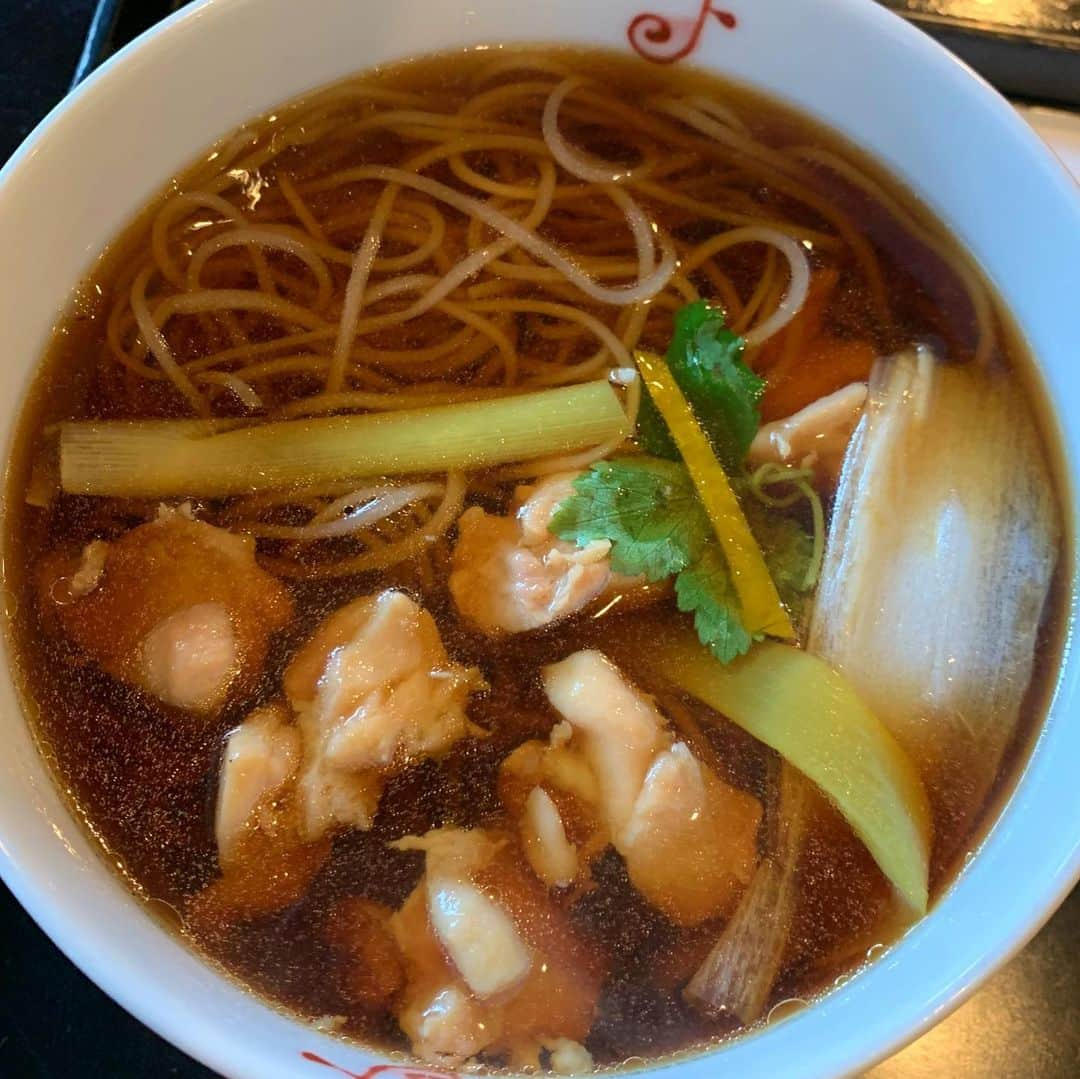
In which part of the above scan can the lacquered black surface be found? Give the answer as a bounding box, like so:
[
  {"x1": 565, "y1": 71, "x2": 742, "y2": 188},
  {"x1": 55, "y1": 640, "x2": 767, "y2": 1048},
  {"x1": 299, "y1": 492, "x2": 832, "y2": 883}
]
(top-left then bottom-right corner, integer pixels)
[
  {"x1": 878, "y1": 0, "x2": 1080, "y2": 104},
  {"x1": 0, "y1": 2, "x2": 1076, "y2": 1077},
  {"x1": 885, "y1": 0, "x2": 1080, "y2": 40},
  {"x1": 0, "y1": 0, "x2": 99, "y2": 161}
]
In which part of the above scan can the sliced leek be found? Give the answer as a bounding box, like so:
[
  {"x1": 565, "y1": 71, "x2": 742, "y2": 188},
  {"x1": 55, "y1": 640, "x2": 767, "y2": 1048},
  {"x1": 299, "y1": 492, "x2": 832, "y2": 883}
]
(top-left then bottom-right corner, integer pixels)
[
  {"x1": 629, "y1": 623, "x2": 931, "y2": 913},
  {"x1": 684, "y1": 760, "x2": 808, "y2": 1022},
  {"x1": 810, "y1": 348, "x2": 1060, "y2": 850},
  {"x1": 60, "y1": 381, "x2": 631, "y2": 498},
  {"x1": 633, "y1": 349, "x2": 794, "y2": 639}
]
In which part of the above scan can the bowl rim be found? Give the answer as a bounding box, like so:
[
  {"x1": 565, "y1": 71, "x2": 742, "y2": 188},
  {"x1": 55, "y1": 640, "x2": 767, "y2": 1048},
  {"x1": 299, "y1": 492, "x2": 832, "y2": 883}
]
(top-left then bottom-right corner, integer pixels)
[{"x1": 0, "y1": 1, "x2": 1077, "y2": 1078}]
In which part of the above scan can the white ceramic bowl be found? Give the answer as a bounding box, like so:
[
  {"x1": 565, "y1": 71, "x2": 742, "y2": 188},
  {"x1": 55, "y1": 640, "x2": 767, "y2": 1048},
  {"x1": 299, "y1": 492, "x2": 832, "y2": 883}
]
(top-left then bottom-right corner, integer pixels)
[{"x1": 1, "y1": 1, "x2": 1078, "y2": 1077}]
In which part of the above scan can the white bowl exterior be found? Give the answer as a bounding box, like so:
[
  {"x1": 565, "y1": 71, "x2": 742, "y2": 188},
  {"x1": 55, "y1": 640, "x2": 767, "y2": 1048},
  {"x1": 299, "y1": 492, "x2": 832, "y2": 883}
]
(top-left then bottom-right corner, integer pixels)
[{"x1": 0, "y1": 2, "x2": 1077, "y2": 1078}]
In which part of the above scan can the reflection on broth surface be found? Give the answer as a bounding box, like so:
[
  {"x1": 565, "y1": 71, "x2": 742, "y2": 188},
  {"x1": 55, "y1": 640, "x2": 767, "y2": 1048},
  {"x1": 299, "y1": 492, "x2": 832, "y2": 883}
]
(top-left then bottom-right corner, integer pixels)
[{"x1": 2, "y1": 47, "x2": 1067, "y2": 1073}]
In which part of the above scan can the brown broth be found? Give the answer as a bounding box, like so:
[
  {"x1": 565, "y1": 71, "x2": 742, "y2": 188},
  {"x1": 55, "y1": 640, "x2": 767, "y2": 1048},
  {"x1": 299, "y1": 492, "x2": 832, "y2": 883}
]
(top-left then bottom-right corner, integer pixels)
[{"x1": 1, "y1": 46, "x2": 1070, "y2": 1070}]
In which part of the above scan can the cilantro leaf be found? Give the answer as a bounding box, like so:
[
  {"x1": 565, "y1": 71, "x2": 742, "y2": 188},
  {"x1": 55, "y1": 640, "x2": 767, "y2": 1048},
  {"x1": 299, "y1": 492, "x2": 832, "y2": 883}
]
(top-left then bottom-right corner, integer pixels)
[
  {"x1": 638, "y1": 301, "x2": 765, "y2": 469},
  {"x1": 549, "y1": 455, "x2": 816, "y2": 662},
  {"x1": 635, "y1": 391, "x2": 681, "y2": 462},
  {"x1": 675, "y1": 545, "x2": 754, "y2": 664},
  {"x1": 743, "y1": 499, "x2": 815, "y2": 623},
  {"x1": 549, "y1": 458, "x2": 711, "y2": 581}
]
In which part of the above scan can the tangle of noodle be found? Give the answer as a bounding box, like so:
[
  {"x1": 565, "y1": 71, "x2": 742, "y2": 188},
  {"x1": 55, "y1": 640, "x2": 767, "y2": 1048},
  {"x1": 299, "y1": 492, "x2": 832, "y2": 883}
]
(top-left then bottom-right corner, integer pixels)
[{"x1": 96, "y1": 52, "x2": 993, "y2": 578}]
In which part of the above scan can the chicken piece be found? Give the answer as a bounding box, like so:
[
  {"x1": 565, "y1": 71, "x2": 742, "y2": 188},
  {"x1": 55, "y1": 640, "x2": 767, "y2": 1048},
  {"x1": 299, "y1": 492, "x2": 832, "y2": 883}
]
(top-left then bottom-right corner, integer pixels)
[
  {"x1": 38, "y1": 508, "x2": 292, "y2": 712},
  {"x1": 543, "y1": 651, "x2": 669, "y2": 834},
  {"x1": 390, "y1": 843, "x2": 507, "y2": 1067},
  {"x1": 748, "y1": 382, "x2": 867, "y2": 485},
  {"x1": 284, "y1": 590, "x2": 484, "y2": 841},
  {"x1": 398, "y1": 973, "x2": 493, "y2": 1067},
  {"x1": 504, "y1": 724, "x2": 602, "y2": 811},
  {"x1": 141, "y1": 602, "x2": 237, "y2": 712},
  {"x1": 396, "y1": 831, "x2": 534, "y2": 1001},
  {"x1": 548, "y1": 1039, "x2": 594, "y2": 1075},
  {"x1": 390, "y1": 827, "x2": 604, "y2": 1069},
  {"x1": 520, "y1": 786, "x2": 578, "y2": 889},
  {"x1": 198, "y1": 708, "x2": 328, "y2": 922},
  {"x1": 515, "y1": 470, "x2": 585, "y2": 547},
  {"x1": 449, "y1": 472, "x2": 649, "y2": 635},
  {"x1": 620, "y1": 742, "x2": 761, "y2": 926},
  {"x1": 427, "y1": 878, "x2": 533, "y2": 998},
  {"x1": 500, "y1": 736, "x2": 605, "y2": 893},
  {"x1": 65, "y1": 539, "x2": 109, "y2": 599},
  {"x1": 215, "y1": 704, "x2": 301, "y2": 866},
  {"x1": 536, "y1": 650, "x2": 761, "y2": 926}
]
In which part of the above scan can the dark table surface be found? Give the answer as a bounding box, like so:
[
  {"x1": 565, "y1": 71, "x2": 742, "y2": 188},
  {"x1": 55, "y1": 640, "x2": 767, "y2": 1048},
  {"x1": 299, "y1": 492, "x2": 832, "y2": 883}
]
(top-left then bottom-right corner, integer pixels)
[{"x1": 0, "y1": 2, "x2": 1077, "y2": 1077}]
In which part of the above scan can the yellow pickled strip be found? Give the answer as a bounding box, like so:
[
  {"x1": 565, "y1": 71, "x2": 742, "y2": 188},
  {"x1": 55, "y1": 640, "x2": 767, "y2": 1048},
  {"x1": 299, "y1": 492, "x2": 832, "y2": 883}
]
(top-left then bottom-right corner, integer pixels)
[{"x1": 632, "y1": 349, "x2": 794, "y2": 639}]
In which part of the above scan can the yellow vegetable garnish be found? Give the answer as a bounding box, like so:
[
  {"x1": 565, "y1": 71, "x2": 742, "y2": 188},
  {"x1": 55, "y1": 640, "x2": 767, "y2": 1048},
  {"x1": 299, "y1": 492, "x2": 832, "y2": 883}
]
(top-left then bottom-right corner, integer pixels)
[
  {"x1": 633, "y1": 349, "x2": 794, "y2": 639},
  {"x1": 634, "y1": 625, "x2": 932, "y2": 913}
]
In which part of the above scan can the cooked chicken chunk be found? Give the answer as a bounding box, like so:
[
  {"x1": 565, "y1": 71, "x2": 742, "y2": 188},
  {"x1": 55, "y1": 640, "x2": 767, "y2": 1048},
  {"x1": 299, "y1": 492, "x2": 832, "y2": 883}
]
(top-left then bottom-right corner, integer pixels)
[
  {"x1": 199, "y1": 707, "x2": 329, "y2": 921},
  {"x1": 141, "y1": 602, "x2": 236, "y2": 712},
  {"x1": 549, "y1": 1039, "x2": 594, "y2": 1075},
  {"x1": 533, "y1": 650, "x2": 761, "y2": 926},
  {"x1": 293, "y1": 759, "x2": 384, "y2": 844},
  {"x1": 404, "y1": 830, "x2": 532, "y2": 999},
  {"x1": 427, "y1": 871, "x2": 533, "y2": 998},
  {"x1": 449, "y1": 472, "x2": 648, "y2": 635},
  {"x1": 543, "y1": 650, "x2": 669, "y2": 833},
  {"x1": 200, "y1": 590, "x2": 483, "y2": 918},
  {"x1": 749, "y1": 382, "x2": 867, "y2": 484},
  {"x1": 38, "y1": 508, "x2": 292, "y2": 712},
  {"x1": 401, "y1": 980, "x2": 492, "y2": 1065},
  {"x1": 390, "y1": 827, "x2": 604, "y2": 1069},
  {"x1": 520, "y1": 786, "x2": 579, "y2": 889},
  {"x1": 620, "y1": 741, "x2": 762, "y2": 926},
  {"x1": 284, "y1": 590, "x2": 484, "y2": 841},
  {"x1": 66, "y1": 539, "x2": 109, "y2": 599},
  {"x1": 215, "y1": 704, "x2": 301, "y2": 866}
]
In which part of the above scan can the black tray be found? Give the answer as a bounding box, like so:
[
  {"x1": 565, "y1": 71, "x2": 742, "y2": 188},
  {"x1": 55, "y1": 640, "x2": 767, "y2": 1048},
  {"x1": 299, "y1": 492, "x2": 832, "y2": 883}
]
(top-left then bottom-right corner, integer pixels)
[
  {"x1": 877, "y1": 0, "x2": 1080, "y2": 106},
  {"x1": 72, "y1": 0, "x2": 189, "y2": 86}
]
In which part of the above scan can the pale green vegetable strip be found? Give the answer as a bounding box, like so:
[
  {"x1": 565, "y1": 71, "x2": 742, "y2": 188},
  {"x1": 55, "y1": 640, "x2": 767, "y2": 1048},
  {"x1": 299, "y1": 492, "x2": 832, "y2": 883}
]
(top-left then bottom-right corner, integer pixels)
[
  {"x1": 60, "y1": 381, "x2": 630, "y2": 498},
  {"x1": 46, "y1": 417, "x2": 246, "y2": 439},
  {"x1": 630, "y1": 624, "x2": 931, "y2": 913}
]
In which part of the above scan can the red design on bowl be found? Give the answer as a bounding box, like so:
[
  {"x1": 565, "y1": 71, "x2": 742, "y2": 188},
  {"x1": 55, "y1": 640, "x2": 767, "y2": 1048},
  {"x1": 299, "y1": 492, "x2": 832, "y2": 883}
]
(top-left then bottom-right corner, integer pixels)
[
  {"x1": 300, "y1": 1051, "x2": 457, "y2": 1079},
  {"x1": 628, "y1": 1, "x2": 738, "y2": 63}
]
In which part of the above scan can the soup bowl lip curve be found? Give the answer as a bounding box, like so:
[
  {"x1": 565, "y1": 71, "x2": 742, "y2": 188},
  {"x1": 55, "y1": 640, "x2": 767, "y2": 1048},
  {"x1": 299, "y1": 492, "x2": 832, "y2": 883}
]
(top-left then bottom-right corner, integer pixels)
[{"x1": 0, "y1": 1, "x2": 1078, "y2": 1078}]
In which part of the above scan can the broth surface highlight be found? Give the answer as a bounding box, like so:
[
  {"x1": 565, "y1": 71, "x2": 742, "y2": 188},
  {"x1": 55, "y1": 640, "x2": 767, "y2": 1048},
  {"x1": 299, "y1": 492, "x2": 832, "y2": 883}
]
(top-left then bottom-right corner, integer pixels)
[{"x1": 3, "y1": 47, "x2": 1065, "y2": 1073}]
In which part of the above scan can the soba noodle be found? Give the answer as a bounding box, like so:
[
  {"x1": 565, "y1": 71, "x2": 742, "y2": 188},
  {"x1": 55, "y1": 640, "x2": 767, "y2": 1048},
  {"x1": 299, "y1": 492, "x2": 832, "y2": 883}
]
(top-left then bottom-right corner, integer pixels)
[{"x1": 95, "y1": 53, "x2": 989, "y2": 579}]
